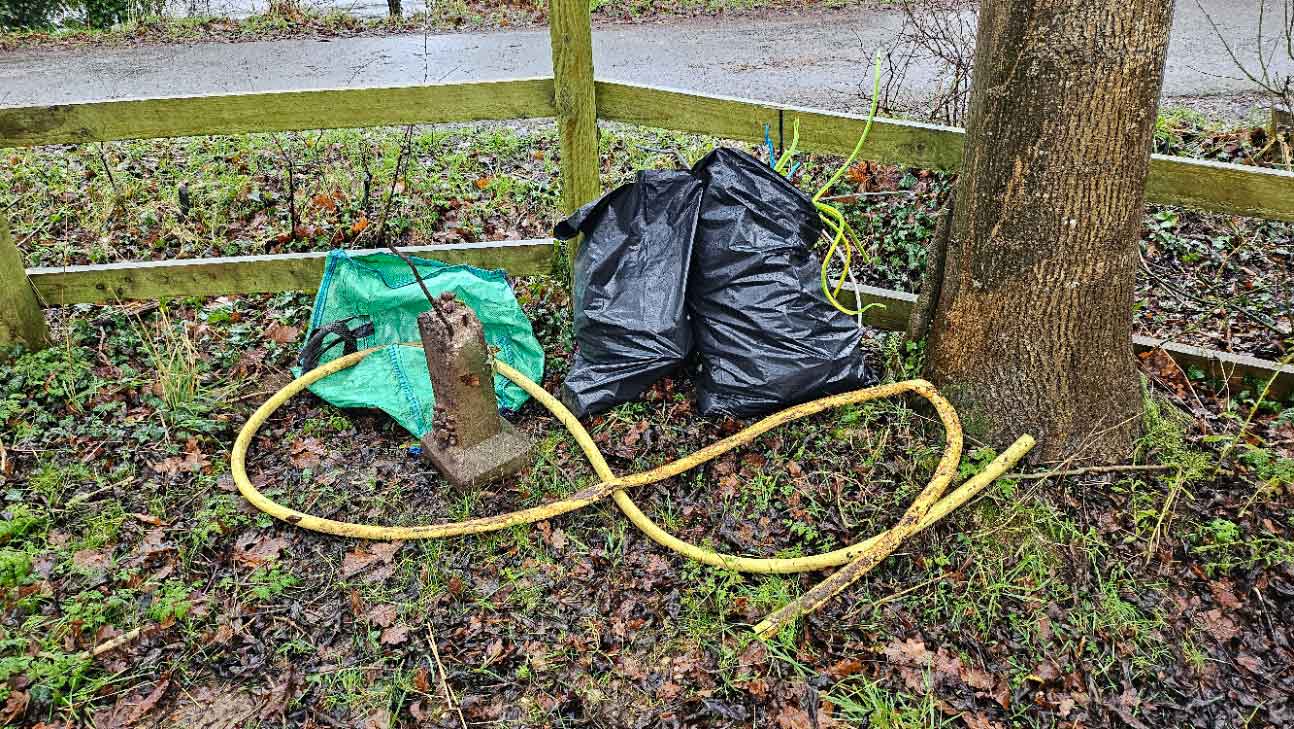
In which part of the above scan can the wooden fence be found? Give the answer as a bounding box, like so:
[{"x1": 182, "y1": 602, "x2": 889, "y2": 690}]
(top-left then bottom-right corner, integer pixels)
[{"x1": 1, "y1": 0, "x2": 1292, "y2": 394}]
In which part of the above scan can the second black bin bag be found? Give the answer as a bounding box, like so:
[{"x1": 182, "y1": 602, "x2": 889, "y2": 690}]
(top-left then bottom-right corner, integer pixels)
[
  {"x1": 554, "y1": 170, "x2": 703, "y2": 417},
  {"x1": 688, "y1": 148, "x2": 872, "y2": 417}
]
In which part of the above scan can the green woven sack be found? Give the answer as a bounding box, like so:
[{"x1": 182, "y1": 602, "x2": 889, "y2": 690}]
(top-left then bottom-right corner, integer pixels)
[{"x1": 298, "y1": 249, "x2": 545, "y2": 438}]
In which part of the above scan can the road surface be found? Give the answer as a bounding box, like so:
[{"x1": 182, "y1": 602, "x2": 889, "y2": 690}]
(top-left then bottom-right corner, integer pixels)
[{"x1": 0, "y1": 1, "x2": 1285, "y2": 118}]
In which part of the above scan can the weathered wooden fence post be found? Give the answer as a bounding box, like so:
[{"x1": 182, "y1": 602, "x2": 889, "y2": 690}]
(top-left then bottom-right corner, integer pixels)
[
  {"x1": 0, "y1": 217, "x2": 48, "y2": 352},
  {"x1": 549, "y1": 0, "x2": 601, "y2": 276}
]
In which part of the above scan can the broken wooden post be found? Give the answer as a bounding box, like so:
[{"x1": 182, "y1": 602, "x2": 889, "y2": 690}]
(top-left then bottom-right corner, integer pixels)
[
  {"x1": 0, "y1": 216, "x2": 49, "y2": 353},
  {"x1": 417, "y1": 293, "x2": 532, "y2": 488}
]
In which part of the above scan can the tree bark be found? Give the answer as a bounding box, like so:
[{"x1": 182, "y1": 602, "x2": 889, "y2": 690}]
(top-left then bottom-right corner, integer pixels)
[
  {"x1": 387, "y1": 0, "x2": 401, "y2": 18},
  {"x1": 924, "y1": 0, "x2": 1174, "y2": 462}
]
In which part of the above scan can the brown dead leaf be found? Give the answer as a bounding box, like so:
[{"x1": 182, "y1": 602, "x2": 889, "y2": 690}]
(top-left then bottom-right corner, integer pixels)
[
  {"x1": 1196, "y1": 608, "x2": 1240, "y2": 642},
  {"x1": 367, "y1": 604, "x2": 398, "y2": 628},
  {"x1": 774, "y1": 703, "x2": 813, "y2": 729},
  {"x1": 882, "y1": 637, "x2": 930, "y2": 667},
  {"x1": 961, "y1": 713, "x2": 1005, "y2": 729},
  {"x1": 350, "y1": 216, "x2": 369, "y2": 235},
  {"x1": 825, "y1": 657, "x2": 865, "y2": 679},
  {"x1": 341, "y1": 541, "x2": 403, "y2": 581},
  {"x1": 264, "y1": 322, "x2": 300, "y2": 345},
  {"x1": 0, "y1": 691, "x2": 28, "y2": 726},
  {"x1": 310, "y1": 192, "x2": 337, "y2": 211},
  {"x1": 960, "y1": 664, "x2": 997, "y2": 691},
  {"x1": 126, "y1": 677, "x2": 170, "y2": 724},
  {"x1": 72, "y1": 548, "x2": 111, "y2": 574},
  {"x1": 474, "y1": 175, "x2": 493, "y2": 190},
  {"x1": 363, "y1": 709, "x2": 391, "y2": 729},
  {"x1": 379, "y1": 623, "x2": 409, "y2": 646},
  {"x1": 232, "y1": 532, "x2": 288, "y2": 569},
  {"x1": 412, "y1": 666, "x2": 431, "y2": 693},
  {"x1": 288, "y1": 437, "x2": 325, "y2": 470}
]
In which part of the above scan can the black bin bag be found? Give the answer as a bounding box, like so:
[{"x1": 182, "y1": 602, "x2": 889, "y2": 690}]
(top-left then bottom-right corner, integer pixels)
[
  {"x1": 554, "y1": 169, "x2": 704, "y2": 417},
  {"x1": 688, "y1": 148, "x2": 872, "y2": 417}
]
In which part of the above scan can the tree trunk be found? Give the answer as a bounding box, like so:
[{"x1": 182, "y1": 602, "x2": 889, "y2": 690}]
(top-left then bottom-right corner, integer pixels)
[
  {"x1": 387, "y1": 0, "x2": 401, "y2": 18},
  {"x1": 924, "y1": 0, "x2": 1174, "y2": 462}
]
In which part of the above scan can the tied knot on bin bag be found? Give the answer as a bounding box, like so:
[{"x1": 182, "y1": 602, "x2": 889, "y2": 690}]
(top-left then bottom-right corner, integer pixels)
[{"x1": 553, "y1": 147, "x2": 874, "y2": 419}]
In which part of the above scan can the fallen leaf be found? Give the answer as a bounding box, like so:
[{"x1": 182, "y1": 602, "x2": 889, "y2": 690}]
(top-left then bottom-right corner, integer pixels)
[
  {"x1": 960, "y1": 665, "x2": 997, "y2": 691},
  {"x1": 288, "y1": 437, "x2": 325, "y2": 470},
  {"x1": 882, "y1": 637, "x2": 930, "y2": 667},
  {"x1": 1236, "y1": 654, "x2": 1264, "y2": 673},
  {"x1": 379, "y1": 623, "x2": 409, "y2": 646},
  {"x1": 232, "y1": 532, "x2": 288, "y2": 569},
  {"x1": 264, "y1": 322, "x2": 300, "y2": 345},
  {"x1": 961, "y1": 713, "x2": 1005, "y2": 729},
  {"x1": 0, "y1": 691, "x2": 28, "y2": 726},
  {"x1": 350, "y1": 216, "x2": 370, "y2": 235},
  {"x1": 72, "y1": 549, "x2": 111, "y2": 573},
  {"x1": 310, "y1": 192, "x2": 337, "y2": 211},
  {"x1": 341, "y1": 542, "x2": 403, "y2": 581},
  {"x1": 1195, "y1": 608, "x2": 1240, "y2": 642},
  {"x1": 774, "y1": 703, "x2": 812, "y2": 729},
  {"x1": 825, "y1": 657, "x2": 865, "y2": 679},
  {"x1": 126, "y1": 677, "x2": 170, "y2": 723},
  {"x1": 367, "y1": 604, "x2": 398, "y2": 628}
]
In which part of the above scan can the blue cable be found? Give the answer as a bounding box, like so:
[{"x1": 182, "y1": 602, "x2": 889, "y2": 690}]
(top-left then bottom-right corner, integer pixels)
[{"x1": 764, "y1": 124, "x2": 778, "y2": 169}]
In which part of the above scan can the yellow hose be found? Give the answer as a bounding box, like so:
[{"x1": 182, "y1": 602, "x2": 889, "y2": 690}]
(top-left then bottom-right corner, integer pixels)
[{"x1": 231, "y1": 345, "x2": 1034, "y2": 633}]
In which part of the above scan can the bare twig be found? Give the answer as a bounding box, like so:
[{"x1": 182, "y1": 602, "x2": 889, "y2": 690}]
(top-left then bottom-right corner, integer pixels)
[
  {"x1": 1010, "y1": 463, "x2": 1175, "y2": 481},
  {"x1": 47, "y1": 625, "x2": 152, "y2": 659},
  {"x1": 426, "y1": 625, "x2": 468, "y2": 729},
  {"x1": 94, "y1": 143, "x2": 118, "y2": 194},
  {"x1": 271, "y1": 135, "x2": 300, "y2": 235},
  {"x1": 882, "y1": 0, "x2": 977, "y2": 125},
  {"x1": 1140, "y1": 256, "x2": 1290, "y2": 336}
]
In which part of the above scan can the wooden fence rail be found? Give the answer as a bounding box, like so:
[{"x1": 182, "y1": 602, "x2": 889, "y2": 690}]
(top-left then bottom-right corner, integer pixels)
[
  {"x1": 596, "y1": 81, "x2": 1294, "y2": 222},
  {"x1": 0, "y1": 78, "x2": 557, "y2": 147},
  {"x1": 26, "y1": 241, "x2": 556, "y2": 306}
]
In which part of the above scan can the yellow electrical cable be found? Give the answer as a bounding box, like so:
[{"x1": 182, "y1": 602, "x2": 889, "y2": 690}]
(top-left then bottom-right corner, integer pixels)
[
  {"x1": 231, "y1": 345, "x2": 1035, "y2": 634},
  {"x1": 811, "y1": 51, "x2": 884, "y2": 318}
]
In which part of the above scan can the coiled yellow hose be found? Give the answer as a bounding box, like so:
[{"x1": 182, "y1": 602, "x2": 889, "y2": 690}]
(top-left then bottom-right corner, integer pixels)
[{"x1": 231, "y1": 345, "x2": 1034, "y2": 636}]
